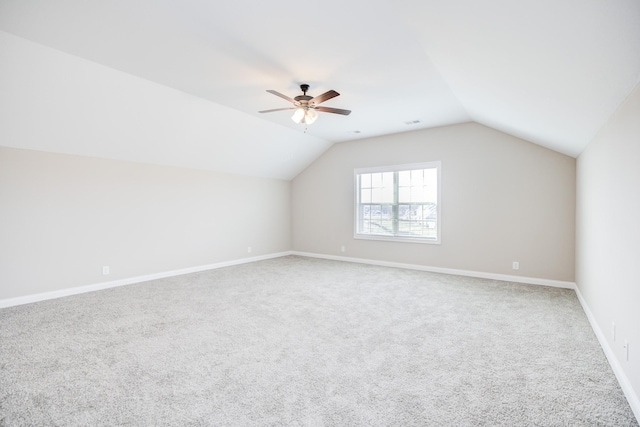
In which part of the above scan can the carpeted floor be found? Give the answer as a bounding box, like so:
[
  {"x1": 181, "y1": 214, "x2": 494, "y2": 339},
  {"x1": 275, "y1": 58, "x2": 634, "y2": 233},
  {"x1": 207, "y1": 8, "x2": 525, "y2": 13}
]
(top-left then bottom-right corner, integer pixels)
[{"x1": 0, "y1": 256, "x2": 637, "y2": 426}]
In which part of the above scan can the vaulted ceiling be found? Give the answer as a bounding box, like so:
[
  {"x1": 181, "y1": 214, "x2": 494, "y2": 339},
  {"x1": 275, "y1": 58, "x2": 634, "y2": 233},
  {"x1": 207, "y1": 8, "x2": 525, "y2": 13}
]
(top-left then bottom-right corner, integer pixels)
[{"x1": 1, "y1": 0, "x2": 639, "y2": 179}]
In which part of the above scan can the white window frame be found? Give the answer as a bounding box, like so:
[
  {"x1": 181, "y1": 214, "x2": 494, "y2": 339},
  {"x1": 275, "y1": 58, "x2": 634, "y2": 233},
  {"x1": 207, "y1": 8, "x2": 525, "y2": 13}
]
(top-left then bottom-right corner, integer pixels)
[{"x1": 354, "y1": 161, "x2": 441, "y2": 244}]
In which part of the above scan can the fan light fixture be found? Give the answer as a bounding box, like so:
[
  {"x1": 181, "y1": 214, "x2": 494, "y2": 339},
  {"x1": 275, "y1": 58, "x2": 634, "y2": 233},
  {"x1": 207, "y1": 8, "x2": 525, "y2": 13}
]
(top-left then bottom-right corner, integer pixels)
[
  {"x1": 291, "y1": 107, "x2": 318, "y2": 125},
  {"x1": 259, "y1": 83, "x2": 351, "y2": 126}
]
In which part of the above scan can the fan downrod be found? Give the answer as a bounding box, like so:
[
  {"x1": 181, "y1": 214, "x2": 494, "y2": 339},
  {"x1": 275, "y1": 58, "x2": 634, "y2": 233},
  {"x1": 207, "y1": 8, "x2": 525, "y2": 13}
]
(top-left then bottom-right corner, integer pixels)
[{"x1": 294, "y1": 84, "x2": 313, "y2": 103}]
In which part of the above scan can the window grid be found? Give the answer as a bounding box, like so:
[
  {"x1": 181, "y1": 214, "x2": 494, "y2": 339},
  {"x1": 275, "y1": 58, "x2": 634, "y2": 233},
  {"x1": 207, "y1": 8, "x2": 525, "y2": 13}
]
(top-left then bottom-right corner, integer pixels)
[{"x1": 355, "y1": 162, "x2": 440, "y2": 243}]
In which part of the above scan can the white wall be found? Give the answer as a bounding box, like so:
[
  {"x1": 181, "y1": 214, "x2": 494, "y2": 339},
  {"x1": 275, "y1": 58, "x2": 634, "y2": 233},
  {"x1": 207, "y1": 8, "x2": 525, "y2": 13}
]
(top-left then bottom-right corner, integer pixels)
[
  {"x1": 0, "y1": 147, "x2": 291, "y2": 301},
  {"x1": 0, "y1": 30, "x2": 295, "y2": 304},
  {"x1": 292, "y1": 122, "x2": 576, "y2": 282},
  {"x1": 0, "y1": 30, "x2": 331, "y2": 181},
  {"x1": 576, "y1": 82, "x2": 640, "y2": 414}
]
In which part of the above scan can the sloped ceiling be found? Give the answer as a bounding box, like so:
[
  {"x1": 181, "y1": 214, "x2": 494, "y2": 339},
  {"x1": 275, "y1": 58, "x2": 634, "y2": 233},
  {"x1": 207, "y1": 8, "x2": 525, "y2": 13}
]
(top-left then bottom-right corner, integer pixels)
[{"x1": 1, "y1": 0, "x2": 639, "y2": 179}]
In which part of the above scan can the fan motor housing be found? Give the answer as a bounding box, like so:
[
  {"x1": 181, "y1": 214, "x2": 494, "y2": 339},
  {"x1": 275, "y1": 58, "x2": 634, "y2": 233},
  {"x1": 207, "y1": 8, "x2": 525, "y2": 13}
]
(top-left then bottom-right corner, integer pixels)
[{"x1": 295, "y1": 83, "x2": 313, "y2": 104}]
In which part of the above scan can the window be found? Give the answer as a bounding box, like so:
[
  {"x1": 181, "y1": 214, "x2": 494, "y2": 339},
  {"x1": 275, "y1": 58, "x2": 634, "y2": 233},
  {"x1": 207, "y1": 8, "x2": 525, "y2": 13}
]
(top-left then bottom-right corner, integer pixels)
[{"x1": 354, "y1": 162, "x2": 440, "y2": 243}]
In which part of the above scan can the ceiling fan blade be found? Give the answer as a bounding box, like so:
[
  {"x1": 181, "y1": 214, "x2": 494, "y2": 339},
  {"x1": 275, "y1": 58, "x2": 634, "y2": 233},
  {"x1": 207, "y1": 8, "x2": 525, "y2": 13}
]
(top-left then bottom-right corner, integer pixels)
[
  {"x1": 310, "y1": 90, "x2": 340, "y2": 105},
  {"x1": 266, "y1": 90, "x2": 295, "y2": 104},
  {"x1": 316, "y1": 106, "x2": 351, "y2": 116},
  {"x1": 259, "y1": 107, "x2": 295, "y2": 113}
]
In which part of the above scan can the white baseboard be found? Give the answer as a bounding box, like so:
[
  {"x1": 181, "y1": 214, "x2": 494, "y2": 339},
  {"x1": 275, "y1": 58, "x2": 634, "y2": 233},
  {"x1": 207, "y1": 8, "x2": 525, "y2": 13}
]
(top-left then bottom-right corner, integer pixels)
[
  {"x1": 1, "y1": 251, "x2": 573, "y2": 309},
  {"x1": 292, "y1": 251, "x2": 637, "y2": 421},
  {"x1": 574, "y1": 286, "x2": 640, "y2": 422},
  {"x1": 2, "y1": 251, "x2": 635, "y2": 421},
  {"x1": 291, "y1": 251, "x2": 576, "y2": 289},
  {"x1": 0, "y1": 251, "x2": 293, "y2": 309}
]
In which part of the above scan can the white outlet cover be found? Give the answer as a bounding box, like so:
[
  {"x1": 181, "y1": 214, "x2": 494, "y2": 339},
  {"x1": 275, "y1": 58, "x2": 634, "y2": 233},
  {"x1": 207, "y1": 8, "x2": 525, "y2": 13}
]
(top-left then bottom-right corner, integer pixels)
[{"x1": 624, "y1": 340, "x2": 629, "y2": 361}]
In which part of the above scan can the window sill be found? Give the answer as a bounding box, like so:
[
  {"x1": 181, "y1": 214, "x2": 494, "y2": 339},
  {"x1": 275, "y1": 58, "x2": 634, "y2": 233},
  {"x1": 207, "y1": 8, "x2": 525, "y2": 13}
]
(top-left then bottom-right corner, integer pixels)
[{"x1": 354, "y1": 233, "x2": 441, "y2": 244}]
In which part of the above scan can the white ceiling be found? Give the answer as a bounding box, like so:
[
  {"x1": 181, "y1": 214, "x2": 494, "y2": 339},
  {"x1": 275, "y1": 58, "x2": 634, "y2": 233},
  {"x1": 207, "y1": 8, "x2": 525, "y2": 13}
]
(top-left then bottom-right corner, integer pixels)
[{"x1": 1, "y1": 0, "x2": 639, "y2": 179}]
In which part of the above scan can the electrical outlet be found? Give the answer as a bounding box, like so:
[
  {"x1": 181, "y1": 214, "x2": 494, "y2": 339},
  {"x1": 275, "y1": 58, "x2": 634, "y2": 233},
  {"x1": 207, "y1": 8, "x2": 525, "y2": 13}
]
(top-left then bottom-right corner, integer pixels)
[
  {"x1": 340, "y1": 245, "x2": 346, "y2": 253},
  {"x1": 247, "y1": 246, "x2": 252, "y2": 254},
  {"x1": 624, "y1": 340, "x2": 629, "y2": 362},
  {"x1": 512, "y1": 261, "x2": 519, "y2": 270},
  {"x1": 102, "y1": 266, "x2": 110, "y2": 275}
]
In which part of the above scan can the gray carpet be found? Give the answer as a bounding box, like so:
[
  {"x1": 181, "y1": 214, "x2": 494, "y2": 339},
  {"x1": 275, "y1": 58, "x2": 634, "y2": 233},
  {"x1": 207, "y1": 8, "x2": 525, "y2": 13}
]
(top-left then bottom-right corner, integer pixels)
[{"x1": 0, "y1": 255, "x2": 637, "y2": 426}]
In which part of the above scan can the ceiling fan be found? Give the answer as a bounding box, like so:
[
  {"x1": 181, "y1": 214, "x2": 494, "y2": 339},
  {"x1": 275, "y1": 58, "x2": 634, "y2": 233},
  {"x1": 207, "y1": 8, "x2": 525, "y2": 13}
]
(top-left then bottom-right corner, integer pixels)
[{"x1": 259, "y1": 84, "x2": 351, "y2": 125}]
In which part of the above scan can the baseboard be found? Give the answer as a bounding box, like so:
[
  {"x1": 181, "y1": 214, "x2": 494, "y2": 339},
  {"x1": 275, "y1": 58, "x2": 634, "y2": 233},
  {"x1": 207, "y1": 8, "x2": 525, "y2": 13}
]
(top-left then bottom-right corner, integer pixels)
[
  {"x1": 291, "y1": 251, "x2": 637, "y2": 420},
  {"x1": 2, "y1": 251, "x2": 573, "y2": 309},
  {"x1": 291, "y1": 251, "x2": 575, "y2": 289},
  {"x1": 2, "y1": 251, "x2": 574, "y2": 308},
  {"x1": 0, "y1": 251, "x2": 293, "y2": 309},
  {"x1": 2, "y1": 251, "x2": 634, "y2": 420},
  {"x1": 574, "y1": 286, "x2": 640, "y2": 422}
]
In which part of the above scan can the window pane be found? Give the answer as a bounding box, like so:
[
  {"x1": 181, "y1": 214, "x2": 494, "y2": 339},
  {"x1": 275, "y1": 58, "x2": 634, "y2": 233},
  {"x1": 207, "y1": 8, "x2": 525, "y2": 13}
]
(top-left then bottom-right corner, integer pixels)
[
  {"x1": 361, "y1": 173, "x2": 371, "y2": 188},
  {"x1": 411, "y1": 186, "x2": 427, "y2": 202},
  {"x1": 425, "y1": 168, "x2": 436, "y2": 184},
  {"x1": 371, "y1": 173, "x2": 382, "y2": 187},
  {"x1": 382, "y1": 185, "x2": 393, "y2": 203},
  {"x1": 425, "y1": 169, "x2": 437, "y2": 203},
  {"x1": 398, "y1": 204, "x2": 410, "y2": 219},
  {"x1": 425, "y1": 186, "x2": 437, "y2": 204},
  {"x1": 399, "y1": 170, "x2": 410, "y2": 187},
  {"x1": 382, "y1": 172, "x2": 393, "y2": 186},
  {"x1": 371, "y1": 188, "x2": 382, "y2": 203},
  {"x1": 411, "y1": 204, "x2": 421, "y2": 219},
  {"x1": 411, "y1": 169, "x2": 424, "y2": 185},
  {"x1": 398, "y1": 186, "x2": 410, "y2": 203},
  {"x1": 356, "y1": 163, "x2": 439, "y2": 243}
]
